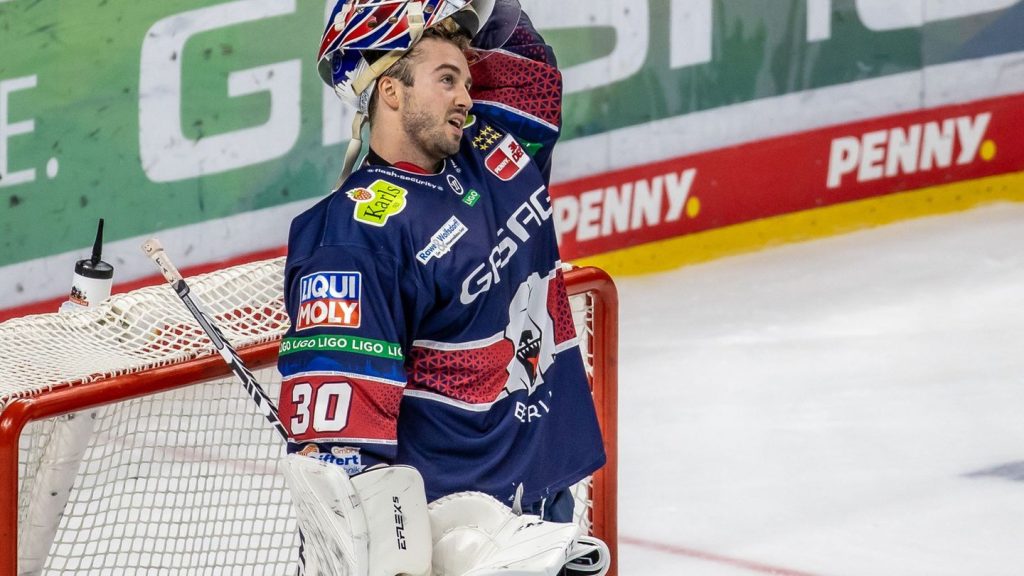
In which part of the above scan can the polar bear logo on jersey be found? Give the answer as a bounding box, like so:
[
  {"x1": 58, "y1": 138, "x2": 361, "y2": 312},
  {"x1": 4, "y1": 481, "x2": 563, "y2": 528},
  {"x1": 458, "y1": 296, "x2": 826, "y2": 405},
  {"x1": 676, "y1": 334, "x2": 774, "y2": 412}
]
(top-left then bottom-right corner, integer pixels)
[{"x1": 503, "y1": 272, "x2": 557, "y2": 396}]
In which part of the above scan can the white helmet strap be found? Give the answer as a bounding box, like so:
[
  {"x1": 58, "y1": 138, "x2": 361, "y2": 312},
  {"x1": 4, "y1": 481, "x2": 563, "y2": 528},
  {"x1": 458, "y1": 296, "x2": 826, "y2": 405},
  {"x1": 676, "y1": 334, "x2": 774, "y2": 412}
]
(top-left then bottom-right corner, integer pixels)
[{"x1": 337, "y1": 111, "x2": 366, "y2": 190}]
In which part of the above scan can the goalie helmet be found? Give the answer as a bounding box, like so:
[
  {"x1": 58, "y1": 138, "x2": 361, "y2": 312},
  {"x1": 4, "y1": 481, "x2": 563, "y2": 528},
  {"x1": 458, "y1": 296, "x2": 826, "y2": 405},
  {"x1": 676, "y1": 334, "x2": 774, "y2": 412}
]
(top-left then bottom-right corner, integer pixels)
[{"x1": 317, "y1": 0, "x2": 495, "y2": 109}]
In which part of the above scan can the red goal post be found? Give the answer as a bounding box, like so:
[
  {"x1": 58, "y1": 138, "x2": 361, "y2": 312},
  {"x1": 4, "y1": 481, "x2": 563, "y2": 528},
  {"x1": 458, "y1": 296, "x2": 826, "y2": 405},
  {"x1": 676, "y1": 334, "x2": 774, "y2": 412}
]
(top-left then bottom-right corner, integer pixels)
[{"x1": 0, "y1": 259, "x2": 617, "y2": 576}]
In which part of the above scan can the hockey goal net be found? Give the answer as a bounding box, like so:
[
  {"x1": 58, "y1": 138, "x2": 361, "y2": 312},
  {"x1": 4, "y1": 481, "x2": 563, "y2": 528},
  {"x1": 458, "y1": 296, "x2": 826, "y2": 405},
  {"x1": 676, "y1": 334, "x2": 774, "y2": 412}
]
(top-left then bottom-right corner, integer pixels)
[{"x1": 0, "y1": 258, "x2": 617, "y2": 576}]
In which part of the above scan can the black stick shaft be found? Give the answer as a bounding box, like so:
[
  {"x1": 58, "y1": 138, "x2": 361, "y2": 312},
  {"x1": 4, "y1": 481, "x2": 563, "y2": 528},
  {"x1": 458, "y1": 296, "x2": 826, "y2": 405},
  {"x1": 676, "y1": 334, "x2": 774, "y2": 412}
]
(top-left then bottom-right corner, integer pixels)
[{"x1": 142, "y1": 238, "x2": 289, "y2": 442}]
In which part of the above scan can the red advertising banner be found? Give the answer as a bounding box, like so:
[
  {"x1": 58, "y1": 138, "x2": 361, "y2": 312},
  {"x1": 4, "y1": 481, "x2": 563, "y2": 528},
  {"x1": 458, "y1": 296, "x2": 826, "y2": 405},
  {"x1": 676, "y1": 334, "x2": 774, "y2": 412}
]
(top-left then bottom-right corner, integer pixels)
[{"x1": 551, "y1": 92, "x2": 1024, "y2": 260}]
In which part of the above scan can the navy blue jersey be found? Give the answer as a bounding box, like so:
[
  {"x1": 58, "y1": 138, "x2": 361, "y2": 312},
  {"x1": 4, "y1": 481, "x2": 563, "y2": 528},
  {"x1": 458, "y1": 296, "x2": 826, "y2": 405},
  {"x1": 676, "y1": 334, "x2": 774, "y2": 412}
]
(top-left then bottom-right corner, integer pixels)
[{"x1": 278, "y1": 17, "x2": 605, "y2": 506}]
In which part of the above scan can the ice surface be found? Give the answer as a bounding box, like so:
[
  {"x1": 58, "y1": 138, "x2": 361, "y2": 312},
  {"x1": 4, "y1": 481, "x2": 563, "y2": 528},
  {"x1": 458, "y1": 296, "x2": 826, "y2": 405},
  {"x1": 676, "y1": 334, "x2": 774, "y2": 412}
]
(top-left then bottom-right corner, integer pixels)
[{"x1": 616, "y1": 203, "x2": 1024, "y2": 575}]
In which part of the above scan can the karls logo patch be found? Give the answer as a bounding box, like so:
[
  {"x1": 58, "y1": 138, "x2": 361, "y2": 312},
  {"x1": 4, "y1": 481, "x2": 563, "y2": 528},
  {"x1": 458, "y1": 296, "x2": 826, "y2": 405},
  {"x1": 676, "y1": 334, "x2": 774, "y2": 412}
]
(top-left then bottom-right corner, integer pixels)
[
  {"x1": 485, "y1": 136, "x2": 530, "y2": 181},
  {"x1": 417, "y1": 216, "x2": 468, "y2": 264},
  {"x1": 297, "y1": 272, "x2": 362, "y2": 331},
  {"x1": 347, "y1": 180, "x2": 407, "y2": 227}
]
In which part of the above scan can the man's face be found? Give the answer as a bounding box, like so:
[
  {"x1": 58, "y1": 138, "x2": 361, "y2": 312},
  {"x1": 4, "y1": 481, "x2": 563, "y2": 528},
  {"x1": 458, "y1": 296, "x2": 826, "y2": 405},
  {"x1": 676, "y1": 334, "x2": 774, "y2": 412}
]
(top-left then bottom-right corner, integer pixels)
[{"x1": 399, "y1": 38, "x2": 473, "y2": 165}]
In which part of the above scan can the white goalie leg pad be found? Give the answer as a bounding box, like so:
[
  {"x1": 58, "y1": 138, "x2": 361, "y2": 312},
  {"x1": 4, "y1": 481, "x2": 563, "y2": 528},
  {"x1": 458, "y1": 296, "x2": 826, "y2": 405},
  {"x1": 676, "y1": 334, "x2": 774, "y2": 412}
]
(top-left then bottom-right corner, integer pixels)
[
  {"x1": 281, "y1": 455, "x2": 431, "y2": 576},
  {"x1": 351, "y1": 465, "x2": 432, "y2": 576},
  {"x1": 428, "y1": 491, "x2": 582, "y2": 576},
  {"x1": 281, "y1": 454, "x2": 367, "y2": 576}
]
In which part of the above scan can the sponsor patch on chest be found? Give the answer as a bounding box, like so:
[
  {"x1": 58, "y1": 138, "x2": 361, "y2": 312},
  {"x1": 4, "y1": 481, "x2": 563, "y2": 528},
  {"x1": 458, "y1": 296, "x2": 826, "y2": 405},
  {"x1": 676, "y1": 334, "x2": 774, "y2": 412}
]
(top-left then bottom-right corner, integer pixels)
[
  {"x1": 417, "y1": 216, "x2": 469, "y2": 264},
  {"x1": 447, "y1": 174, "x2": 465, "y2": 196},
  {"x1": 485, "y1": 135, "x2": 530, "y2": 181},
  {"x1": 347, "y1": 180, "x2": 407, "y2": 227},
  {"x1": 297, "y1": 271, "x2": 362, "y2": 331}
]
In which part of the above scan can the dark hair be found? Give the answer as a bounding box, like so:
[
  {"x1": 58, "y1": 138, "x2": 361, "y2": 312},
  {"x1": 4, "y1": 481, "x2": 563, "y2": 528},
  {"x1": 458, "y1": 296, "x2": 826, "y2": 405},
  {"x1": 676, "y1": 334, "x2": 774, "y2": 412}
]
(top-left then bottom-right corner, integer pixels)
[{"x1": 367, "y1": 22, "x2": 471, "y2": 122}]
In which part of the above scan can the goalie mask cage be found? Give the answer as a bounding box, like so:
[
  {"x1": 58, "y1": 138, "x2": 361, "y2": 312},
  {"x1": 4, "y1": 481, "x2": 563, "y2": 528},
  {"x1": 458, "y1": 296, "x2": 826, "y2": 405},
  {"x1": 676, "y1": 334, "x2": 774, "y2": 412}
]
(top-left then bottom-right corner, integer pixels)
[{"x1": 0, "y1": 258, "x2": 618, "y2": 576}]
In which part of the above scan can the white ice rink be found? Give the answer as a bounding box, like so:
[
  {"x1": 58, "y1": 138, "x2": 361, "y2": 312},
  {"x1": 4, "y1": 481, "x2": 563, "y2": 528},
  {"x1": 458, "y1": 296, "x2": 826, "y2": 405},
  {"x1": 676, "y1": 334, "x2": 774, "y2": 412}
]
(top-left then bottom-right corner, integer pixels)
[{"x1": 615, "y1": 203, "x2": 1024, "y2": 575}]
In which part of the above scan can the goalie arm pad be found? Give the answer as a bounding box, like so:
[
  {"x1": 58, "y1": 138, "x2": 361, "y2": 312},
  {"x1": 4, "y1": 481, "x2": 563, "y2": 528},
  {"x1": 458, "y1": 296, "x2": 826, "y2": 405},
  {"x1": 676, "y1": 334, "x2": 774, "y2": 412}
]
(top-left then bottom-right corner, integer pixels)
[
  {"x1": 428, "y1": 491, "x2": 584, "y2": 576},
  {"x1": 281, "y1": 454, "x2": 432, "y2": 576}
]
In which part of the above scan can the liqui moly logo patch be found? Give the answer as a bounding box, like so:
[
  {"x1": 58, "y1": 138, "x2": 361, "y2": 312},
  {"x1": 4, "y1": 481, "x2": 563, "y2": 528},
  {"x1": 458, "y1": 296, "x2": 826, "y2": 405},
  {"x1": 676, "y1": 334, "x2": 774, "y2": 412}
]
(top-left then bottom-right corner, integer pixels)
[
  {"x1": 485, "y1": 135, "x2": 530, "y2": 181},
  {"x1": 297, "y1": 272, "x2": 362, "y2": 331}
]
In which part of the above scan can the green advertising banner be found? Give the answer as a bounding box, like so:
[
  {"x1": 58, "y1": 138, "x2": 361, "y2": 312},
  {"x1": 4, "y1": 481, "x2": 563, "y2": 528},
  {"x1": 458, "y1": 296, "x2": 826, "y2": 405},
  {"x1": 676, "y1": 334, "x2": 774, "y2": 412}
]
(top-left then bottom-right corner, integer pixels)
[
  {"x1": 539, "y1": 0, "x2": 1024, "y2": 137},
  {"x1": 1, "y1": 0, "x2": 338, "y2": 266},
  {"x1": 2, "y1": 0, "x2": 1023, "y2": 313}
]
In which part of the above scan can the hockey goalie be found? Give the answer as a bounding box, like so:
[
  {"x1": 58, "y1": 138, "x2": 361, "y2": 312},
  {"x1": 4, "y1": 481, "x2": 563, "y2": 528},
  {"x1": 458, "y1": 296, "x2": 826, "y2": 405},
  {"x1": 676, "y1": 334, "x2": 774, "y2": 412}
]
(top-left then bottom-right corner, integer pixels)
[{"x1": 276, "y1": 0, "x2": 611, "y2": 574}]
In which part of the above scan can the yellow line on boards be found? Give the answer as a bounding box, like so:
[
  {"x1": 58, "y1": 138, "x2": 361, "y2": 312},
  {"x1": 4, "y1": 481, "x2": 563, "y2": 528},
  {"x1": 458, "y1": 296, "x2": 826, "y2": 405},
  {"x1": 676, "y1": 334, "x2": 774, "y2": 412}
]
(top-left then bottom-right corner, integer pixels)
[{"x1": 573, "y1": 170, "x2": 1024, "y2": 276}]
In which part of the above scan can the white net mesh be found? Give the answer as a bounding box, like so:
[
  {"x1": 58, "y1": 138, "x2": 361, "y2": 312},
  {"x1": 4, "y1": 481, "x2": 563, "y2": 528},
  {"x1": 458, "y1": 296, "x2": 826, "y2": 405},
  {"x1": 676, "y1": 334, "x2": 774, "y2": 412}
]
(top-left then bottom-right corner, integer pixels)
[
  {"x1": 19, "y1": 372, "x2": 296, "y2": 575},
  {"x1": 2, "y1": 258, "x2": 604, "y2": 575},
  {"x1": 0, "y1": 258, "x2": 288, "y2": 408}
]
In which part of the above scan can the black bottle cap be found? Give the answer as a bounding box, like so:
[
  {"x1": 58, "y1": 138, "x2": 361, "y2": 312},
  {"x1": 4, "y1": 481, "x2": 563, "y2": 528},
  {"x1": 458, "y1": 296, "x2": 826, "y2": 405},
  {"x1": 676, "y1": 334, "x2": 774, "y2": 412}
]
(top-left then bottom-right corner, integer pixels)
[
  {"x1": 74, "y1": 257, "x2": 114, "y2": 280},
  {"x1": 75, "y1": 218, "x2": 114, "y2": 279}
]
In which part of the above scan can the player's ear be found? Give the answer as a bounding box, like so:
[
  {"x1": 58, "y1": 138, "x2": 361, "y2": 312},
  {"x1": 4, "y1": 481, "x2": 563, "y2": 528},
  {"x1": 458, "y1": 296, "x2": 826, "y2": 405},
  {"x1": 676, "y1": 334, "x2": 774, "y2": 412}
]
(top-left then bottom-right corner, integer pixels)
[{"x1": 378, "y1": 76, "x2": 401, "y2": 111}]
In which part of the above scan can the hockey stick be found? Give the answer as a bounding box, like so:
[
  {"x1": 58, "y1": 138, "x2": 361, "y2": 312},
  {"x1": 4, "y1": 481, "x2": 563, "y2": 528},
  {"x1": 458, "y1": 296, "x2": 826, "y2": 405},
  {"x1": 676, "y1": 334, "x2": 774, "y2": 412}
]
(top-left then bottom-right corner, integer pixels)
[{"x1": 141, "y1": 238, "x2": 289, "y2": 442}]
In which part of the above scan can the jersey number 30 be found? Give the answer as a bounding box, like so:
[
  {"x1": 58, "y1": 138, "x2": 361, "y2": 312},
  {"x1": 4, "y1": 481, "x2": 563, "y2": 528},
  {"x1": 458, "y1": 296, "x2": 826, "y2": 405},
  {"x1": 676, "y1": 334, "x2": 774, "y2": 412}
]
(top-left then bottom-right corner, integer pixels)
[{"x1": 288, "y1": 381, "x2": 353, "y2": 435}]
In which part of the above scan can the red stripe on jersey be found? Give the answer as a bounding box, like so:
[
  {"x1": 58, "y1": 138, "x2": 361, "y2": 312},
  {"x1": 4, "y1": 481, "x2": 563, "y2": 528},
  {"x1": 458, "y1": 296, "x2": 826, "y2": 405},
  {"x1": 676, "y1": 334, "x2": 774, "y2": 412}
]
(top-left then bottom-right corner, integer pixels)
[
  {"x1": 279, "y1": 373, "x2": 403, "y2": 443},
  {"x1": 548, "y1": 269, "x2": 577, "y2": 345},
  {"x1": 407, "y1": 338, "x2": 515, "y2": 404}
]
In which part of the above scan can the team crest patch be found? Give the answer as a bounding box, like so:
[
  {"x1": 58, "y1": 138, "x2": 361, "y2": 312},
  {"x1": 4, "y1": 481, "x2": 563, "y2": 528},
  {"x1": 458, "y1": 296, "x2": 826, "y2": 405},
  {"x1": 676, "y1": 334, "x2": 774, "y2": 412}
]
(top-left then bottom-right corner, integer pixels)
[
  {"x1": 417, "y1": 216, "x2": 468, "y2": 264},
  {"x1": 297, "y1": 271, "x2": 361, "y2": 331},
  {"x1": 485, "y1": 135, "x2": 530, "y2": 181},
  {"x1": 347, "y1": 180, "x2": 407, "y2": 227}
]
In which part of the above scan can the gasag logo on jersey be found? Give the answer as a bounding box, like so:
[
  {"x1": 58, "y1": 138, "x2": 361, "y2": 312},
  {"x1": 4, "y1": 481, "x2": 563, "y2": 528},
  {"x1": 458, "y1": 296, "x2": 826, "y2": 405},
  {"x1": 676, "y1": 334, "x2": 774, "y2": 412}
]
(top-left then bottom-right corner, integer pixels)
[
  {"x1": 348, "y1": 180, "x2": 407, "y2": 227},
  {"x1": 485, "y1": 135, "x2": 530, "y2": 181},
  {"x1": 417, "y1": 216, "x2": 468, "y2": 264},
  {"x1": 461, "y1": 186, "x2": 552, "y2": 304},
  {"x1": 447, "y1": 174, "x2": 464, "y2": 196},
  {"x1": 297, "y1": 272, "x2": 362, "y2": 331}
]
